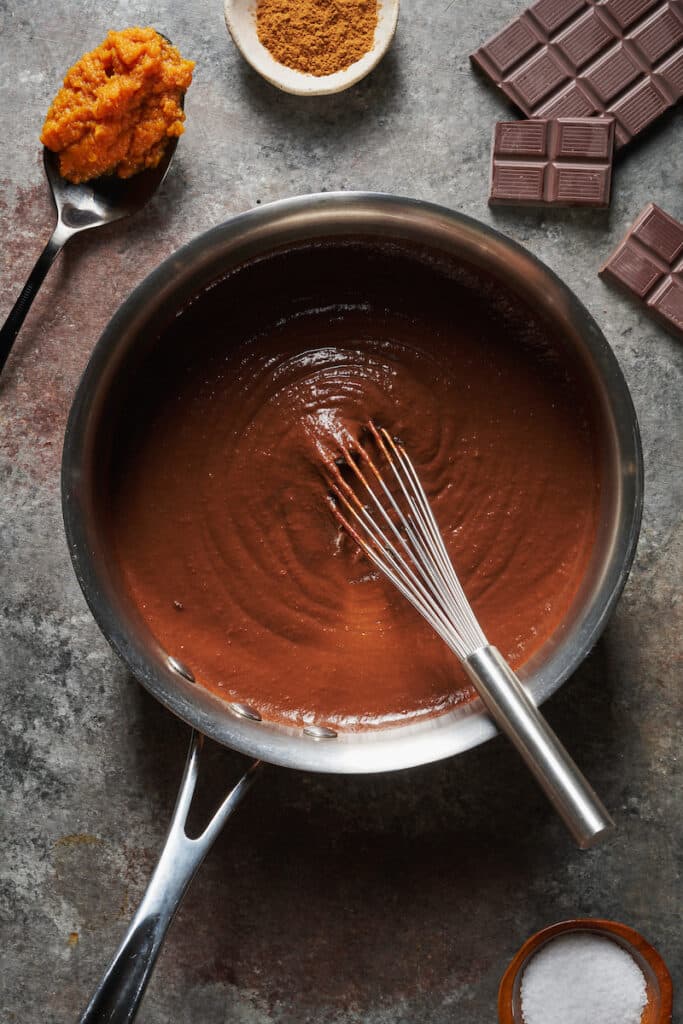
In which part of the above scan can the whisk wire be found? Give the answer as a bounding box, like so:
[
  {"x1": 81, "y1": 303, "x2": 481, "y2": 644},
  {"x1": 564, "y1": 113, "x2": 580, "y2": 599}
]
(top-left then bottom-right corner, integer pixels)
[
  {"x1": 377, "y1": 430, "x2": 485, "y2": 649},
  {"x1": 328, "y1": 424, "x2": 487, "y2": 661},
  {"x1": 391, "y1": 437, "x2": 488, "y2": 653},
  {"x1": 330, "y1": 467, "x2": 460, "y2": 646}
]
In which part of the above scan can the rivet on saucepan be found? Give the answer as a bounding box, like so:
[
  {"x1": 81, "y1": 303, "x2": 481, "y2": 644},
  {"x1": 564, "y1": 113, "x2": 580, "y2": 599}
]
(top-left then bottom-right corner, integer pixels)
[
  {"x1": 167, "y1": 656, "x2": 196, "y2": 683},
  {"x1": 303, "y1": 725, "x2": 338, "y2": 740},
  {"x1": 228, "y1": 702, "x2": 262, "y2": 722}
]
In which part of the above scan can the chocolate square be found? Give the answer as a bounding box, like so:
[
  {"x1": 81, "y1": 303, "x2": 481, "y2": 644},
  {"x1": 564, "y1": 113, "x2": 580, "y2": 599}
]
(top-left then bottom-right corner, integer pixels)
[
  {"x1": 495, "y1": 120, "x2": 549, "y2": 154},
  {"x1": 489, "y1": 116, "x2": 614, "y2": 207},
  {"x1": 660, "y1": 49, "x2": 683, "y2": 95},
  {"x1": 632, "y1": 7, "x2": 683, "y2": 62},
  {"x1": 604, "y1": 0, "x2": 659, "y2": 30},
  {"x1": 584, "y1": 45, "x2": 641, "y2": 103},
  {"x1": 538, "y1": 80, "x2": 598, "y2": 117},
  {"x1": 555, "y1": 118, "x2": 613, "y2": 156},
  {"x1": 558, "y1": 10, "x2": 615, "y2": 71},
  {"x1": 508, "y1": 49, "x2": 569, "y2": 107},
  {"x1": 531, "y1": 0, "x2": 587, "y2": 33},
  {"x1": 471, "y1": 0, "x2": 683, "y2": 149},
  {"x1": 599, "y1": 202, "x2": 683, "y2": 338},
  {"x1": 635, "y1": 204, "x2": 683, "y2": 261},
  {"x1": 486, "y1": 19, "x2": 539, "y2": 74}
]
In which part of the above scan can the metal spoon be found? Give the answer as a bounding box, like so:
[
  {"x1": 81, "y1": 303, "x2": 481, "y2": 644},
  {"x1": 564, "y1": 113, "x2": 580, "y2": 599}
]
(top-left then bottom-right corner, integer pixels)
[{"x1": 0, "y1": 135, "x2": 180, "y2": 377}]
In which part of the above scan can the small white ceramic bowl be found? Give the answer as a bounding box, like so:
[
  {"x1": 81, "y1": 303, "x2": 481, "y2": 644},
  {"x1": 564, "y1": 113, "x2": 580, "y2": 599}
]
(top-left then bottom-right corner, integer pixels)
[{"x1": 224, "y1": 0, "x2": 399, "y2": 96}]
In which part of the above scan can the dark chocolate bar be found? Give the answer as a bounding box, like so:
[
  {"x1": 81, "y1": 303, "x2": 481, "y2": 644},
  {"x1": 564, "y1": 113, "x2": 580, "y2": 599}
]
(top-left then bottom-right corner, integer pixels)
[
  {"x1": 599, "y1": 202, "x2": 683, "y2": 337},
  {"x1": 471, "y1": 0, "x2": 683, "y2": 149},
  {"x1": 489, "y1": 117, "x2": 615, "y2": 206}
]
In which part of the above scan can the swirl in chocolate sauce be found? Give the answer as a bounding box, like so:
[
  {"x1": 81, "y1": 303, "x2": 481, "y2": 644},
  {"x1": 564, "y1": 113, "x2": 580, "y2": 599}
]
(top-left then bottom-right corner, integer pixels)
[{"x1": 107, "y1": 242, "x2": 601, "y2": 729}]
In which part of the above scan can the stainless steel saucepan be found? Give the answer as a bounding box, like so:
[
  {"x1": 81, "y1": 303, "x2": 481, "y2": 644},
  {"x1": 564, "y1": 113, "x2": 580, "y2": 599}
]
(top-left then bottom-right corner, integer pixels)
[{"x1": 61, "y1": 193, "x2": 643, "y2": 1022}]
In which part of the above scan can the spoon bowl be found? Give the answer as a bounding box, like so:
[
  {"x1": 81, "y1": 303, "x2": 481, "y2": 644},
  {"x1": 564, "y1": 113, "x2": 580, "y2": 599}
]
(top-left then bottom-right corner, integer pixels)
[{"x1": 43, "y1": 133, "x2": 180, "y2": 231}]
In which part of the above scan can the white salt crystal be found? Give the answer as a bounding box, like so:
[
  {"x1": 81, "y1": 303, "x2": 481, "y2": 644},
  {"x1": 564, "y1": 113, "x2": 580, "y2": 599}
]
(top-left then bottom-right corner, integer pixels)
[{"x1": 521, "y1": 932, "x2": 648, "y2": 1024}]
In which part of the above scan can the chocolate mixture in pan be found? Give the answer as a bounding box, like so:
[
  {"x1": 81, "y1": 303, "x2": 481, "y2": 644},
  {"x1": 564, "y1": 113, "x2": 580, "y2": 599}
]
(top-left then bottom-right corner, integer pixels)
[{"x1": 107, "y1": 242, "x2": 601, "y2": 729}]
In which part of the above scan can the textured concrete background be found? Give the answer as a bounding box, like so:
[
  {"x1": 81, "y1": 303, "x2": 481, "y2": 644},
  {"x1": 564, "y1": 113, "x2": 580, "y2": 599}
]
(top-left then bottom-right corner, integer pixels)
[{"x1": 0, "y1": 1, "x2": 681, "y2": 1021}]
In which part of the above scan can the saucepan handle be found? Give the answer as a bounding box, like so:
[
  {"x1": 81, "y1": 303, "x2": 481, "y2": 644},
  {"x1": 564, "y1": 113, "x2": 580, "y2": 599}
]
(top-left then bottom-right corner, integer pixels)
[
  {"x1": 79, "y1": 731, "x2": 261, "y2": 1024},
  {"x1": 464, "y1": 645, "x2": 614, "y2": 850}
]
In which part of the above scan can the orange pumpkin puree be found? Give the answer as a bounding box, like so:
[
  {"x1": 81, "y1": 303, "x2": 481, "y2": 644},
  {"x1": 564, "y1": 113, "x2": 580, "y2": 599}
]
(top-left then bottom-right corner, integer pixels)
[{"x1": 40, "y1": 28, "x2": 194, "y2": 184}]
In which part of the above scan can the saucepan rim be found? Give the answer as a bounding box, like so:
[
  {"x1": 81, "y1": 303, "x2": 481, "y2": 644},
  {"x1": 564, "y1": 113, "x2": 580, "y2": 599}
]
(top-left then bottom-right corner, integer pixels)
[{"x1": 61, "y1": 191, "x2": 643, "y2": 774}]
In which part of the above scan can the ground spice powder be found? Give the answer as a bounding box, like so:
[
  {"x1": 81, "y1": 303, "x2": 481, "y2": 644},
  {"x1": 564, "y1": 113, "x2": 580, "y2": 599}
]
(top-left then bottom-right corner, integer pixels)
[{"x1": 256, "y1": 0, "x2": 378, "y2": 76}]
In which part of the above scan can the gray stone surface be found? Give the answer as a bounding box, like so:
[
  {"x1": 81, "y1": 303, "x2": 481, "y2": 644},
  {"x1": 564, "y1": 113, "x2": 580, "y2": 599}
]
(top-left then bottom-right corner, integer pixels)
[{"x1": 0, "y1": 1, "x2": 681, "y2": 1021}]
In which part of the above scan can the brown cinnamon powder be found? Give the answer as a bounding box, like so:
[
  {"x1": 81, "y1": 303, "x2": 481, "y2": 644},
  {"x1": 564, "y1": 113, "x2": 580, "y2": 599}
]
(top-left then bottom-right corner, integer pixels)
[{"x1": 256, "y1": 0, "x2": 378, "y2": 76}]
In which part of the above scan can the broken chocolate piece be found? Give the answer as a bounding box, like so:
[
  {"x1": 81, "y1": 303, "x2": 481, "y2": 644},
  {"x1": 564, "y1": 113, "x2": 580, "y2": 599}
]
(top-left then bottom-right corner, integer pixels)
[
  {"x1": 599, "y1": 202, "x2": 683, "y2": 338},
  {"x1": 471, "y1": 0, "x2": 683, "y2": 149},
  {"x1": 490, "y1": 117, "x2": 615, "y2": 206}
]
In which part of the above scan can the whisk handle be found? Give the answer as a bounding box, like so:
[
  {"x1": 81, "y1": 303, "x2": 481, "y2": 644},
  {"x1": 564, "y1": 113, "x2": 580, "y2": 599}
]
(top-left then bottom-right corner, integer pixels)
[{"x1": 464, "y1": 645, "x2": 614, "y2": 849}]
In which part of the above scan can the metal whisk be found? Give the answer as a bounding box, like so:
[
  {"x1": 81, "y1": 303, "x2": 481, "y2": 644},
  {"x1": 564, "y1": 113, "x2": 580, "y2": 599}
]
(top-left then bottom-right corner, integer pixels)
[{"x1": 328, "y1": 422, "x2": 614, "y2": 849}]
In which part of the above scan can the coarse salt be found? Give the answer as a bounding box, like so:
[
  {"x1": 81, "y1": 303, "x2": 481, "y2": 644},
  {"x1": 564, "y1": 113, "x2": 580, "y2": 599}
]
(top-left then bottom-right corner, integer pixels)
[{"x1": 520, "y1": 932, "x2": 648, "y2": 1024}]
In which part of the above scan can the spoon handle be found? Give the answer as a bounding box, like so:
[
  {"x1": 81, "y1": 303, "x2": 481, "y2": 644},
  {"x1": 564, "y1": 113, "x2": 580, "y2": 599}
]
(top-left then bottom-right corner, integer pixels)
[{"x1": 0, "y1": 221, "x2": 74, "y2": 376}]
